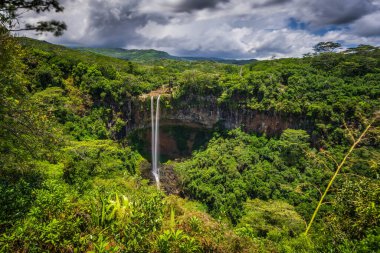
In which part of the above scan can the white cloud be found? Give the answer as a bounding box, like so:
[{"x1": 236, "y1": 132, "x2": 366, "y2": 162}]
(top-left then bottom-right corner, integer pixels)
[
  {"x1": 21, "y1": 0, "x2": 92, "y2": 44},
  {"x1": 350, "y1": 11, "x2": 380, "y2": 36},
  {"x1": 17, "y1": 0, "x2": 380, "y2": 59}
]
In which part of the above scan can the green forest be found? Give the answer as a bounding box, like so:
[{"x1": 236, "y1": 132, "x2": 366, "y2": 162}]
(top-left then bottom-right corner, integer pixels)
[{"x1": 1, "y1": 3, "x2": 380, "y2": 252}]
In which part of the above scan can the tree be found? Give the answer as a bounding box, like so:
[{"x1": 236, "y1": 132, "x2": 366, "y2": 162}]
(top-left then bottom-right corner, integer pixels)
[
  {"x1": 0, "y1": 0, "x2": 66, "y2": 36},
  {"x1": 344, "y1": 44, "x2": 379, "y2": 55},
  {"x1": 0, "y1": 3, "x2": 64, "y2": 174},
  {"x1": 305, "y1": 117, "x2": 378, "y2": 235},
  {"x1": 313, "y1": 41, "x2": 341, "y2": 53},
  {"x1": 0, "y1": 33, "x2": 60, "y2": 174}
]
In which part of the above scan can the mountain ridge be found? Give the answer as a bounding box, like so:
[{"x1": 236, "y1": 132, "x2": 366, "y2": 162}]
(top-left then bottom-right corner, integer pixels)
[{"x1": 75, "y1": 47, "x2": 257, "y2": 65}]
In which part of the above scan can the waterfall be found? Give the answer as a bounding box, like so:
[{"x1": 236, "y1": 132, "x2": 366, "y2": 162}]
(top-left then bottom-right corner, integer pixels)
[
  {"x1": 151, "y1": 95, "x2": 161, "y2": 188},
  {"x1": 151, "y1": 96, "x2": 155, "y2": 183}
]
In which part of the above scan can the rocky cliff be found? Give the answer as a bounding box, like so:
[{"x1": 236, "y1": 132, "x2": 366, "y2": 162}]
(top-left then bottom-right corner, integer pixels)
[{"x1": 126, "y1": 94, "x2": 311, "y2": 136}]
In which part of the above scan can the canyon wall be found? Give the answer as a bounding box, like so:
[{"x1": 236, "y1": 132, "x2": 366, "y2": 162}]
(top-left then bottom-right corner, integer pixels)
[{"x1": 125, "y1": 94, "x2": 311, "y2": 136}]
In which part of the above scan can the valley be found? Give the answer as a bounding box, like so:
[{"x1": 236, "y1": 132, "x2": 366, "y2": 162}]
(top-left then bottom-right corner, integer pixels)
[{"x1": 1, "y1": 34, "x2": 379, "y2": 252}]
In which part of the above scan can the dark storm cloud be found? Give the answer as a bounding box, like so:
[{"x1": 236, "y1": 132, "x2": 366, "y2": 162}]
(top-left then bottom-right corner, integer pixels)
[
  {"x1": 350, "y1": 11, "x2": 380, "y2": 36},
  {"x1": 173, "y1": 0, "x2": 230, "y2": 12},
  {"x1": 295, "y1": 0, "x2": 377, "y2": 27},
  {"x1": 22, "y1": 0, "x2": 380, "y2": 59},
  {"x1": 251, "y1": 0, "x2": 292, "y2": 8},
  {"x1": 356, "y1": 26, "x2": 380, "y2": 37},
  {"x1": 175, "y1": 48, "x2": 250, "y2": 59},
  {"x1": 83, "y1": 1, "x2": 168, "y2": 47}
]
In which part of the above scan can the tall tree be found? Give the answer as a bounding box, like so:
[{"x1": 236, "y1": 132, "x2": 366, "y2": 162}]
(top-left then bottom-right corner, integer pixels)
[
  {"x1": 0, "y1": 0, "x2": 66, "y2": 36},
  {"x1": 0, "y1": 1, "x2": 64, "y2": 173},
  {"x1": 313, "y1": 41, "x2": 341, "y2": 53}
]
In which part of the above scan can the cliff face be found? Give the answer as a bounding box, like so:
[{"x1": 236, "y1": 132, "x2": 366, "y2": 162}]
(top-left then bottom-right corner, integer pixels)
[
  {"x1": 126, "y1": 94, "x2": 311, "y2": 136},
  {"x1": 125, "y1": 94, "x2": 312, "y2": 161}
]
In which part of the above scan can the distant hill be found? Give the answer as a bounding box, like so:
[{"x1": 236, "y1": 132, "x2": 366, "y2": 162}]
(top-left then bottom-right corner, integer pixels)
[
  {"x1": 15, "y1": 37, "x2": 238, "y2": 77},
  {"x1": 16, "y1": 37, "x2": 256, "y2": 65},
  {"x1": 76, "y1": 47, "x2": 257, "y2": 65},
  {"x1": 75, "y1": 48, "x2": 176, "y2": 62},
  {"x1": 16, "y1": 37, "x2": 142, "y2": 68}
]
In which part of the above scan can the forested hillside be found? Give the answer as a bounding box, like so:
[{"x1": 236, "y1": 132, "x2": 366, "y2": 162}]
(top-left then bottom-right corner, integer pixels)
[
  {"x1": 76, "y1": 47, "x2": 256, "y2": 65},
  {"x1": 1, "y1": 28, "x2": 379, "y2": 253}
]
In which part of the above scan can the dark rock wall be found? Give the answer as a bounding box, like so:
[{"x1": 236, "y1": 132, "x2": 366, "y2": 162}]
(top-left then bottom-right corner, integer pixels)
[{"x1": 125, "y1": 94, "x2": 311, "y2": 137}]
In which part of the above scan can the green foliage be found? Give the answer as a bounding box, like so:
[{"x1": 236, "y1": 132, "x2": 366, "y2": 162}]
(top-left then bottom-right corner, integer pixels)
[
  {"x1": 235, "y1": 199, "x2": 314, "y2": 252},
  {"x1": 0, "y1": 0, "x2": 66, "y2": 36},
  {"x1": 313, "y1": 41, "x2": 341, "y2": 53},
  {"x1": 279, "y1": 234, "x2": 315, "y2": 253},
  {"x1": 175, "y1": 128, "x2": 328, "y2": 224},
  {"x1": 1, "y1": 31, "x2": 61, "y2": 175},
  {"x1": 157, "y1": 229, "x2": 200, "y2": 253},
  {"x1": 1, "y1": 180, "x2": 85, "y2": 252},
  {"x1": 236, "y1": 199, "x2": 305, "y2": 240},
  {"x1": 64, "y1": 108, "x2": 111, "y2": 140},
  {"x1": 0, "y1": 172, "x2": 44, "y2": 228},
  {"x1": 176, "y1": 70, "x2": 222, "y2": 97},
  {"x1": 77, "y1": 47, "x2": 256, "y2": 65},
  {"x1": 78, "y1": 47, "x2": 176, "y2": 62},
  {"x1": 91, "y1": 189, "x2": 164, "y2": 252},
  {"x1": 63, "y1": 140, "x2": 140, "y2": 189},
  {"x1": 159, "y1": 195, "x2": 259, "y2": 252},
  {"x1": 87, "y1": 233, "x2": 120, "y2": 253},
  {"x1": 175, "y1": 124, "x2": 378, "y2": 251},
  {"x1": 16, "y1": 37, "x2": 379, "y2": 148},
  {"x1": 1, "y1": 33, "x2": 379, "y2": 253},
  {"x1": 314, "y1": 177, "x2": 380, "y2": 252}
]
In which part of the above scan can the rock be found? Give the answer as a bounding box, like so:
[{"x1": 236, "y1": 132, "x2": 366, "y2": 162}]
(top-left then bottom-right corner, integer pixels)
[
  {"x1": 159, "y1": 163, "x2": 182, "y2": 195},
  {"x1": 126, "y1": 94, "x2": 311, "y2": 137}
]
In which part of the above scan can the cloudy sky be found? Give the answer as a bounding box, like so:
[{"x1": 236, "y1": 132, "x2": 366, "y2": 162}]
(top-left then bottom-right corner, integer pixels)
[{"x1": 21, "y1": 0, "x2": 380, "y2": 59}]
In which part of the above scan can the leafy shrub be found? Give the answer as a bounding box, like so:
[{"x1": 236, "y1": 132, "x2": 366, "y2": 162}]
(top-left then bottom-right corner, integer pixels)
[
  {"x1": 0, "y1": 180, "x2": 86, "y2": 252},
  {"x1": 236, "y1": 199, "x2": 305, "y2": 239},
  {"x1": 63, "y1": 140, "x2": 140, "y2": 189}
]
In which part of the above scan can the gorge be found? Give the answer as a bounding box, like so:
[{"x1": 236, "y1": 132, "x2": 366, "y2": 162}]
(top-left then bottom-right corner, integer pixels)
[
  {"x1": 126, "y1": 93, "x2": 312, "y2": 164},
  {"x1": 1, "y1": 35, "x2": 378, "y2": 253}
]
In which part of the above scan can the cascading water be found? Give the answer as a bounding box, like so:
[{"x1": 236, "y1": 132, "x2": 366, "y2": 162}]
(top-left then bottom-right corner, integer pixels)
[{"x1": 151, "y1": 95, "x2": 161, "y2": 188}]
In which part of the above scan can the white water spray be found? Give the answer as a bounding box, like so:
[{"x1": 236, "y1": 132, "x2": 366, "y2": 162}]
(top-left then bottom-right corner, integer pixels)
[{"x1": 151, "y1": 95, "x2": 161, "y2": 188}]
